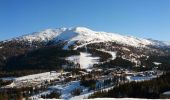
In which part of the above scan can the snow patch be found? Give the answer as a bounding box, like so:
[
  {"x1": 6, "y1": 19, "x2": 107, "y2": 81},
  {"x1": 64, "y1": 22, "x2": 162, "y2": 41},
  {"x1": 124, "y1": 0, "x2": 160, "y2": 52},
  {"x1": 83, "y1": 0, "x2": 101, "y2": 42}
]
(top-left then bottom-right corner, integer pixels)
[
  {"x1": 15, "y1": 72, "x2": 60, "y2": 81},
  {"x1": 66, "y1": 52, "x2": 100, "y2": 69},
  {"x1": 79, "y1": 52, "x2": 99, "y2": 69},
  {"x1": 122, "y1": 47, "x2": 130, "y2": 51},
  {"x1": 163, "y1": 91, "x2": 170, "y2": 95},
  {"x1": 66, "y1": 55, "x2": 80, "y2": 65},
  {"x1": 126, "y1": 76, "x2": 155, "y2": 82},
  {"x1": 4, "y1": 71, "x2": 61, "y2": 88},
  {"x1": 153, "y1": 62, "x2": 162, "y2": 65}
]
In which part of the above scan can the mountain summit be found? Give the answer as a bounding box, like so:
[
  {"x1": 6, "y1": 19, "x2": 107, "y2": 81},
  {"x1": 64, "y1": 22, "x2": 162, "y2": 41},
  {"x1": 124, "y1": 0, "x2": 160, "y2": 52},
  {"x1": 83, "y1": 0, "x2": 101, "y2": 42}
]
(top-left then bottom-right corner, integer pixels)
[{"x1": 7, "y1": 27, "x2": 170, "y2": 49}]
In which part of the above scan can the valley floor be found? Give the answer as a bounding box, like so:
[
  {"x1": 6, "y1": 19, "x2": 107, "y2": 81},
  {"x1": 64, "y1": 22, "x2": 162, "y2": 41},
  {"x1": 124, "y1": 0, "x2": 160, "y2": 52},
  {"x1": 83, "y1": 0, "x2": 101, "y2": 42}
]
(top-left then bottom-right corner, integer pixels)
[{"x1": 0, "y1": 67, "x2": 162, "y2": 100}]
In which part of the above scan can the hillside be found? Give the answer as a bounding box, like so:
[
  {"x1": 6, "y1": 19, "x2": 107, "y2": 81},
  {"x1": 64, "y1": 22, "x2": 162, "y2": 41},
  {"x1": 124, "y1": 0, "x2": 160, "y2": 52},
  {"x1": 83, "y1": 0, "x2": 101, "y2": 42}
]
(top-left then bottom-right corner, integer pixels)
[{"x1": 0, "y1": 27, "x2": 170, "y2": 76}]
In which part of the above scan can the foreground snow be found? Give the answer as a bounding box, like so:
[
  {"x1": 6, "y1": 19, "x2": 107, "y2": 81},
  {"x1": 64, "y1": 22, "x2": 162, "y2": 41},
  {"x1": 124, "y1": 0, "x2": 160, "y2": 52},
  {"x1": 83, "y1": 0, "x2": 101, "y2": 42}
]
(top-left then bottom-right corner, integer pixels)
[{"x1": 38, "y1": 98, "x2": 167, "y2": 100}]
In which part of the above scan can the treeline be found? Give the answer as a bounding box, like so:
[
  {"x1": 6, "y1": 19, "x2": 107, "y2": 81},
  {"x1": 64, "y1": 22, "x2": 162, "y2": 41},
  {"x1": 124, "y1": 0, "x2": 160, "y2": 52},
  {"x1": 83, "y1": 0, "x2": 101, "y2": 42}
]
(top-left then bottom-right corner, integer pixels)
[
  {"x1": 80, "y1": 75, "x2": 97, "y2": 91},
  {"x1": 0, "y1": 40, "x2": 80, "y2": 77},
  {"x1": 0, "y1": 79, "x2": 13, "y2": 87},
  {"x1": 0, "y1": 82, "x2": 53, "y2": 100},
  {"x1": 41, "y1": 92, "x2": 60, "y2": 99},
  {"x1": 77, "y1": 47, "x2": 112, "y2": 62},
  {"x1": 88, "y1": 49, "x2": 112, "y2": 62},
  {"x1": 84, "y1": 42, "x2": 170, "y2": 71},
  {"x1": 0, "y1": 70, "x2": 50, "y2": 77},
  {"x1": 144, "y1": 55, "x2": 170, "y2": 71},
  {"x1": 89, "y1": 72, "x2": 170, "y2": 99},
  {"x1": 4, "y1": 46, "x2": 79, "y2": 71},
  {"x1": 96, "y1": 57, "x2": 135, "y2": 69}
]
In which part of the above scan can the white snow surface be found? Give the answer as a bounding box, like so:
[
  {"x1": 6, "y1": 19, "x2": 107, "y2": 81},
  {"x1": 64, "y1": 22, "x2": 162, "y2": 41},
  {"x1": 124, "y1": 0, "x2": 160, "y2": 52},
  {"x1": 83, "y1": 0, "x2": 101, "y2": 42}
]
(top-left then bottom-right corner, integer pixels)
[
  {"x1": 14, "y1": 72, "x2": 60, "y2": 81},
  {"x1": 153, "y1": 62, "x2": 162, "y2": 65},
  {"x1": 38, "y1": 98, "x2": 166, "y2": 100},
  {"x1": 79, "y1": 52, "x2": 99, "y2": 69},
  {"x1": 4, "y1": 72, "x2": 61, "y2": 88},
  {"x1": 66, "y1": 52, "x2": 100, "y2": 69},
  {"x1": 12, "y1": 27, "x2": 170, "y2": 49},
  {"x1": 16, "y1": 28, "x2": 66, "y2": 42},
  {"x1": 126, "y1": 76, "x2": 156, "y2": 82},
  {"x1": 66, "y1": 55, "x2": 80, "y2": 65}
]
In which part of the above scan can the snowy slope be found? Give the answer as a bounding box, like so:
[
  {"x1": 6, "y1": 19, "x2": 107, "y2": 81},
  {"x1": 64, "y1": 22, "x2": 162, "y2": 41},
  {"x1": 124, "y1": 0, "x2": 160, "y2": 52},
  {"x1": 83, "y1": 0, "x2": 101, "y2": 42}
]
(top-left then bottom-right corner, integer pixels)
[
  {"x1": 66, "y1": 52, "x2": 100, "y2": 69},
  {"x1": 12, "y1": 27, "x2": 170, "y2": 49},
  {"x1": 15, "y1": 28, "x2": 67, "y2": 42},
  {"x1": 79, "y1": 52, "x2": 99, "y2": 69}
]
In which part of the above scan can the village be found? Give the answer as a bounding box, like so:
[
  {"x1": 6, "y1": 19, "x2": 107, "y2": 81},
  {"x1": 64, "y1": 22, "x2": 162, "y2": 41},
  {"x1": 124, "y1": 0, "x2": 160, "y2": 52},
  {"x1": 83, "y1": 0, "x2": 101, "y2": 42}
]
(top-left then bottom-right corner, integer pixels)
[{"x1": 0, "y1": 66, "x2": 163, "y2": 99}]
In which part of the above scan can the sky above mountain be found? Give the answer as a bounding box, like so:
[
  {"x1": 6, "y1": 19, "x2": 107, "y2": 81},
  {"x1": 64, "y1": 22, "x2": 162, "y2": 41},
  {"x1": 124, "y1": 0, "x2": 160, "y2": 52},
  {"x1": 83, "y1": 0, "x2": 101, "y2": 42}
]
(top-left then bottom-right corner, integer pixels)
[{"x1": 0, "y1": 0, "x2": 170, "y2": 41}]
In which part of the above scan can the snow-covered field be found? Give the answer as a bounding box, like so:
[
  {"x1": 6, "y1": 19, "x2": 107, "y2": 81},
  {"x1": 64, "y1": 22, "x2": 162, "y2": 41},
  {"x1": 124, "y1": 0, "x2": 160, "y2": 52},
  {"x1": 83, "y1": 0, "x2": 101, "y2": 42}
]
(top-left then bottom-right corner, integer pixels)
[
  {"x1": 66, "y1": 48, "x2": 117, "y2": 69},
  {"x1": 15, "y1": 72, "x2": 60, "y2": 81},
  {"x1": 39, "y1": 98, "x2": 168, "y2": 100},
  {"x1": 80, "y1": 52, "x2": 99, "y2": 69},
  {"x1": 66, "y1": 52, "x2": 99, "y2": 69},
  {"x1": 4, "y1": 71, "x2": 62, "y2": 88},
  {"x1": 66, "y1": 55, "x2": 80, "y2": 65}
]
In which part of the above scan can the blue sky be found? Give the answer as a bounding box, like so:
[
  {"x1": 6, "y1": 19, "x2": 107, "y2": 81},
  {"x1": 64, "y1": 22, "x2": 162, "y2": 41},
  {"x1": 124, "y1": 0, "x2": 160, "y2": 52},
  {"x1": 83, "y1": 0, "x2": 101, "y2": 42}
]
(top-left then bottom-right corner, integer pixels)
[{"x1": 0, "y1": 0, "x2": 170, "y2": 41}]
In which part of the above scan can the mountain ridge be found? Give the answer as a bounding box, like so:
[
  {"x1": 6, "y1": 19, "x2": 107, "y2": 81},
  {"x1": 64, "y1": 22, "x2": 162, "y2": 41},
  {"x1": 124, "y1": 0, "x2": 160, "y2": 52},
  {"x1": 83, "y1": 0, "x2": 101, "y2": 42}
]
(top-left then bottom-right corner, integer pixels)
[
  {"x1": 0, "y1": 27, "x2": 170, "y2": 76},
  {"x1": 3, "y1": 27, "x2": 168, "y2": 48}
]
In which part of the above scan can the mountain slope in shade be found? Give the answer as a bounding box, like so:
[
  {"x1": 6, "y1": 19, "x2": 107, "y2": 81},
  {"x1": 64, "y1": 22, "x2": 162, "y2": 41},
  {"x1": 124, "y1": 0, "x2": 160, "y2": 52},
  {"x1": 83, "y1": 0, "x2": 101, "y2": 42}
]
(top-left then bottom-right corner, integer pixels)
[{"x1": 10, "y1": 27, "x2": 170, "y2": 49}]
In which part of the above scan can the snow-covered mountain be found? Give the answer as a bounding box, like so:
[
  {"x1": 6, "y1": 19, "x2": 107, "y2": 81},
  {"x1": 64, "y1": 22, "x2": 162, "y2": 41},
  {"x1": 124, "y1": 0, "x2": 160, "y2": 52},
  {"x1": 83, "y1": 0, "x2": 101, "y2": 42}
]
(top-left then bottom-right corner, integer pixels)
[
  {"x1": 12, "y1": 27, "x2": 170, "y2": 49},
  {"x1": 1, "y1": 26, "x2": 170, "y2": 73}
]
